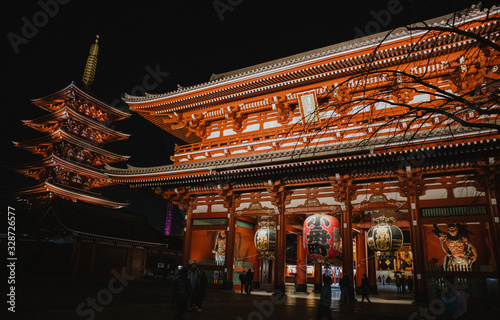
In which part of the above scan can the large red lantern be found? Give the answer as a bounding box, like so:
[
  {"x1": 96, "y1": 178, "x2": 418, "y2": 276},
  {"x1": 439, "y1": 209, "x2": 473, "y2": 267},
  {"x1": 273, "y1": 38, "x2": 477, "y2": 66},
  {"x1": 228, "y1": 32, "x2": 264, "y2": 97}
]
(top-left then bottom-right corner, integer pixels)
[{"x1": 303, "y1": 214, "x2": 341, "y2": 262}]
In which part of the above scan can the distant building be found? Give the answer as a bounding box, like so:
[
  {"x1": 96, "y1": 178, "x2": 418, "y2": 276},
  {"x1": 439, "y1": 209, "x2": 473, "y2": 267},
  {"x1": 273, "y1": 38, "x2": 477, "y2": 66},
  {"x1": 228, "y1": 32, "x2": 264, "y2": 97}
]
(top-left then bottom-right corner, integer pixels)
[
  {"x1": 4, "y1": 36, "x2": 181, "y2": 279},
  {"x1": 11, "y1": 81, "x2": 130, "y2": 208},
  {"x1": 16, "y1": 198, "x2": 180, "y2": 278}
]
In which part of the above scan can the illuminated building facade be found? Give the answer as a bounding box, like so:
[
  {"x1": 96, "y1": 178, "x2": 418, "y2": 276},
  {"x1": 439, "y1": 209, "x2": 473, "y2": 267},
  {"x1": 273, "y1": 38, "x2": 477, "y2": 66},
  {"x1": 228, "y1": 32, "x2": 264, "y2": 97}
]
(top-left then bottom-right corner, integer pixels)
[{"x1": 107, "y1": 7, "x2": 500, "y2": 303}]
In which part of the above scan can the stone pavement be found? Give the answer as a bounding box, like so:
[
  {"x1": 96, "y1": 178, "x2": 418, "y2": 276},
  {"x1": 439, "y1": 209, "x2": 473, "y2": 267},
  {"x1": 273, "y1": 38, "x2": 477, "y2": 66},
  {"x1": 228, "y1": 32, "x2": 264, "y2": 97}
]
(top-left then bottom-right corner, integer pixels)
[{"x1": 6, "y1": 275, "x2": 498, "y2": 320}]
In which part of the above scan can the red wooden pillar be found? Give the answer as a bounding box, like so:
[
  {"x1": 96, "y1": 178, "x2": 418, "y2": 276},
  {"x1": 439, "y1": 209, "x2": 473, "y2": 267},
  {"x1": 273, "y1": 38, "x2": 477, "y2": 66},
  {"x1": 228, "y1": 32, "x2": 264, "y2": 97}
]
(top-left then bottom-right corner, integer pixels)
[
  {"x1": 274, "y1": 190, "x2": 286, "y2": 295},
  {"x1": 296, "y1": 233, "x2": 307, "y2": 292},
  {"x1": 223, "y1": 193, "x2": 237, "y2": 290},
  {"x1": 399, "y1": 169, "x2": 426, "y2": 302},
  {"x1": 483, "y1": 171, "x2": 500, "y2": 287},
  {"x1": 355, "y1": 230, "x2": 367, "y2": 293},
  {"x1": 341, "y1": 182, "x2": 355, "y2": 302},
  {"x1": 367, "y1": 247, "x2": 377, "y2": 294},
  {"x1": 254, "y1": 224, "x2": 261, "y2": 289},
  {"x1": 314, "y1": 262, "x2": 322, "y2": 292},
  {"x1": 181, "y1": 202, "x2": 193, "y2": 267}
]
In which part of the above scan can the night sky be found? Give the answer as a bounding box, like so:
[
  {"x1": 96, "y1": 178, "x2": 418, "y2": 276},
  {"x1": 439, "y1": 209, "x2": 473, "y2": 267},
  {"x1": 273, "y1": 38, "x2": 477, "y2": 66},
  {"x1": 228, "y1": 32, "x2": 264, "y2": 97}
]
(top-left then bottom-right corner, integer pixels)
[{"x1": 0, "y1": 0, "x2": 487, "y2": 232}]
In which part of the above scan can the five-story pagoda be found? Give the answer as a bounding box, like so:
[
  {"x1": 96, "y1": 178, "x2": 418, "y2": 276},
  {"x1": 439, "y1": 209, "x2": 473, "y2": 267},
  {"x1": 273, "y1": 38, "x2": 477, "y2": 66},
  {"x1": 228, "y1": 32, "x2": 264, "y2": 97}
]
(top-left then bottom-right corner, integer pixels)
[{"x1": 11, "y1": 36, "x2": 130, "y2": 209}]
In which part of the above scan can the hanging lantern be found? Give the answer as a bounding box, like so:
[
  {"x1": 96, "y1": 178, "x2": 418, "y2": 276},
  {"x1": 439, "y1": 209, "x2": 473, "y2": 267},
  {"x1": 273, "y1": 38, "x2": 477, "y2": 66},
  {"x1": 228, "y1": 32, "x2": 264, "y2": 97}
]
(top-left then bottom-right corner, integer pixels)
[
  {"x1": 254, "y1": 221, "x2": 276, "y2": 259},
  {"x1": 303, "y1": 214, "x2": 341, "y2": 263},
  {"x1": 367, "y1": 216, "x2": 403, "y2": 259}
]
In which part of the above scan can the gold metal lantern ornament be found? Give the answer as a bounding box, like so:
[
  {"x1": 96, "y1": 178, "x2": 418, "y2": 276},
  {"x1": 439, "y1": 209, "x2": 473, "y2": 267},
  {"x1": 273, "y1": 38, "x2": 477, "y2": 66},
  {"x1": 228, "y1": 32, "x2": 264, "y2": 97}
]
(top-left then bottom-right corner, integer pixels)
[
  {"x1": 367, "y1": 216, "x2": 403, "y2": 259},
  {"x1": 254, "y1": 221, "x2": 276, "y2": 259}
]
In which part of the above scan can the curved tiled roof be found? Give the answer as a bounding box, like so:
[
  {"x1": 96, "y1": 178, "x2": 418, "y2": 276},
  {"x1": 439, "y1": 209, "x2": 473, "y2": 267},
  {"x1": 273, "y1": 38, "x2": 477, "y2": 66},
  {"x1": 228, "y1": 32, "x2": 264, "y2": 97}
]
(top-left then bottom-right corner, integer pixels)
[{"x1": 123, "y1": 5, "x2": 495, "y2": 104}]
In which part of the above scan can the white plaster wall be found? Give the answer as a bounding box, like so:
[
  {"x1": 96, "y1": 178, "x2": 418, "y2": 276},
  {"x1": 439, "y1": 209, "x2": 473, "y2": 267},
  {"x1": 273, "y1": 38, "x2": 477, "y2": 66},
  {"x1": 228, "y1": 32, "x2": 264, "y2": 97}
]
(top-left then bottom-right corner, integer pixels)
[
  {"x1": 352, "y1": 193, "x2": 373, "y2": 204},
  {"x1": 223, "y1": 129, "x2": 237, "y2": 136},
  {"x1": 211, "y1": 204, "x2": 227, "y2": 212},
  {"x1": 419, "y1": 188, "x2": 448, "y2": 200},
  {"x1": 263, "y1": 120, "x2": 281, "y2": 129},
  {"x1": 348, "y1": 105, "x2": 370, "y2": 114},
  {"x1": 374, "y1": 100, "x2": 395, "y2": 110},
  {"x1": 316, "y1": 197, "x2": 342, "y2": 206},
  {"x1": 231, "y1": 149, "x2": 247, "y2": 155},
  {"x1": 192, "y1": 205, "x2": 209, "y2": 213},
  {"x1": 243, "y1": 123, "x2": 260, "y2": 133},
  {"x1": 207, "y1": 131, "x2": 220, "y2": 139},
  {"x1": 453, "y1": 186, "x2": 485, "y2": 198},
  {"x1": 409, "y1": 93, "x2": 430, "y2": 104}
]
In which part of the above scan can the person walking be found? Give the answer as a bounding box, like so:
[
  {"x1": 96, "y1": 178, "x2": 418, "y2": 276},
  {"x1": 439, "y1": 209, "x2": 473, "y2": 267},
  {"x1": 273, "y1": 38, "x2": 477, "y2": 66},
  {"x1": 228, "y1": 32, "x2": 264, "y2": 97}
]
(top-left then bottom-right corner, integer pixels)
[
  {"x1": 382, "y1": 274, "x2": 386, "y2": 285},
  {"x1": 360, "y1": 274, "x2": 371, "y2": 304},
  {"x1": 407, "y1": 276, "x2": 414, "y2": 293},
  {"x1": 339, "y1": 274, "x2": 350, "y2": 304},
  {"x1": 316, "y1": 276, "x2": 333, "y2": 320},
  {"x1": 401, "y1": 275, "x2": 406, "y2": 293},
  {"x1": 239, "y1": 270, "x2": 246, "y2": 293},
  {"x1": 245, "y1": 268, "x2": 254, "y2": 294},
  {"x1": 171, "y1": 267, "x2": 192, "y2": 320},
  {"x1": 194, "y1": 268, "x2": 208, "y2": 312},
  {"x1": 395, "y1": 274, "x2": 401, "y2": 293},
  {"x1": 187, "y1": 263, "x2": 198, "y2": 309}
]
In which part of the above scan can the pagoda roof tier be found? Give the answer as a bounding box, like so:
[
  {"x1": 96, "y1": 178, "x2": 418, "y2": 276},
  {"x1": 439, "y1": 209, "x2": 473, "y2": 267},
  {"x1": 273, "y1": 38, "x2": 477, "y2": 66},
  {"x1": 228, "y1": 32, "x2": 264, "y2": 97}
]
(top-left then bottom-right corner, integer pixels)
[
  {"x1": 122, "y1": 6, "x2": 499, "y2": 143},
  {"x1": 22, "y1": 106, "x2": 130, "y2": 143},
  {"x1": 10, "y1": 182, "x2": 128, "y2": 209},
  {"x1": 13, "y1": 129, "x2": 130, "y2": 163},
  {"x1": 105, "y1": 128, "x2": 500, "y2": 186},
  {"x1": 10, "y1": 155, "x2": 110, "y2": 183},
  {"x1": 31, "y1": 82, "x2": 130, "y2": 122},
  {"x1": 27, "y1": 198, "x2": 167, "y2": 246}
]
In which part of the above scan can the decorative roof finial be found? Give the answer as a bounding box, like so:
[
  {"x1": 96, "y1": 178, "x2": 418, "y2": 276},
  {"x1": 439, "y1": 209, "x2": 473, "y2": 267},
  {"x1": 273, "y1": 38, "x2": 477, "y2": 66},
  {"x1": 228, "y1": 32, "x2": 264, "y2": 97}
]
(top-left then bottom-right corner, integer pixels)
[{"x1": 82, "y1": 35, "x2": 100, "y2": 90}]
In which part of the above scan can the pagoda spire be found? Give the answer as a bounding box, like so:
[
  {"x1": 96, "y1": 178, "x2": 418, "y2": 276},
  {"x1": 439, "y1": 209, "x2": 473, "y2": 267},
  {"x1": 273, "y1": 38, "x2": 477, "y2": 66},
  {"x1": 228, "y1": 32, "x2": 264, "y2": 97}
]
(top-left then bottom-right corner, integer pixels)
[{"x1": 82, "y1": 35, "x2": 99, "y2": 91}]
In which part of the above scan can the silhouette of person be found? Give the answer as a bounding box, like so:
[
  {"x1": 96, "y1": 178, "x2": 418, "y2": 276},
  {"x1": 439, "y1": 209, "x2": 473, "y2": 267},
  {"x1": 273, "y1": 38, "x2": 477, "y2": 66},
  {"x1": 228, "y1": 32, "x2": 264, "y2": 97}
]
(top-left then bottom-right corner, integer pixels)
[
  {"x1": 172, "y1": 267, "x2": 192, "y2": 320},
  {"x1": 360, "y1": 274, "x2": 371, "y2": 303},
  {"x1": 316, "y1": 276, "x2": 333, "y2": 320}
]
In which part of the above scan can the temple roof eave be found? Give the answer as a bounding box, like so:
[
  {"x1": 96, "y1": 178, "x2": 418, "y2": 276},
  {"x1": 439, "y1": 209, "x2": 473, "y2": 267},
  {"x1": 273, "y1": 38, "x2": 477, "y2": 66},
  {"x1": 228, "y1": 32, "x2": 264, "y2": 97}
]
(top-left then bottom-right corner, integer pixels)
[
  {"x1": 10, "y1": 155, "x2": 111, "y2": 180},
  {"x1": 12, "y1": 129, "x2": 130, "y2": 161},
  {"x1": 31, "y1": 82, "x2": 131, "y2": 120},
  {"x1": 11, "y1": 182, "x2": 129, "y2": 209},
  {"x1": 105, "y1": 130, "x2": 500, "y2": 185},
  {"x1": 122, "y1": 5, "x2": 496, "y2": 105},
  {"x1": 22, "y1": 107, "x2": 131, "y2": 139}
]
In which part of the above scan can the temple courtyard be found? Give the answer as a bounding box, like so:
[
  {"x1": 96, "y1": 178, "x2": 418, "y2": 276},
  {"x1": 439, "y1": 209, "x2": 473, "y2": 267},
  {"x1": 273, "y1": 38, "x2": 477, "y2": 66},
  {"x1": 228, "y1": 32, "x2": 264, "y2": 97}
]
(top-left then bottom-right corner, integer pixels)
[{"x1": 9, "y1": 274, "x2": 499, "y2": 320}]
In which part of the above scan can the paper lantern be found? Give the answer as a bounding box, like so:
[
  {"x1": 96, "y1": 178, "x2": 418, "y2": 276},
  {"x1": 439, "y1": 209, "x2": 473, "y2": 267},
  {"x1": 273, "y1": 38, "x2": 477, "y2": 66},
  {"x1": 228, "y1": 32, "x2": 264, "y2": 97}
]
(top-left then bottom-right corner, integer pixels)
[
  {"x1": 367, "y1": 216, "x2": 403, "y2": 259},
  {"x1": 254, "y1": 221, "x2": 276, "y2": 259},
  {"x1": 303, "y1": 214, "x2": 341, "y2": 262}
]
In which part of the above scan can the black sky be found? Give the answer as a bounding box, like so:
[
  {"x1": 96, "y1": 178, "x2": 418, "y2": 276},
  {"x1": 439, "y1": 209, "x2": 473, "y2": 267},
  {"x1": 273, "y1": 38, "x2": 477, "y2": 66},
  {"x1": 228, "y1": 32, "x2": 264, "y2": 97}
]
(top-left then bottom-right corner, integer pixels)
[{"x1": 0, "y1": 0, "x2": 487, "y2": 231}]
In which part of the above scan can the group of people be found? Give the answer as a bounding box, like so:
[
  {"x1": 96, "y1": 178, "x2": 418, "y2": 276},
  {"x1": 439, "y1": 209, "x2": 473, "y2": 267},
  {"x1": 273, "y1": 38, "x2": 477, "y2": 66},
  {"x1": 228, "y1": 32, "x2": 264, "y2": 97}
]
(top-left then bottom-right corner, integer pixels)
[
  {"x1": 238, "y1": 269, "x2": 254, "y2": 294},
  {"x1": 377, "y1": 274, "x2": 414, "y2": 293},
  {"x1": 316, "y1": 273, "x2": 370, "y2": 319},
  {"x1": 378, "y1": 274, "x2": 392, "y2": 285},
  {"x1": 395, "y1": 274, "x2": 413, "y2": 293},
  {"x1": 173, "y1": 267, "x2": 467, "y2": 320},
  {"x1": 171, "y1": 263, "x2": 208, "y2": 320}
]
